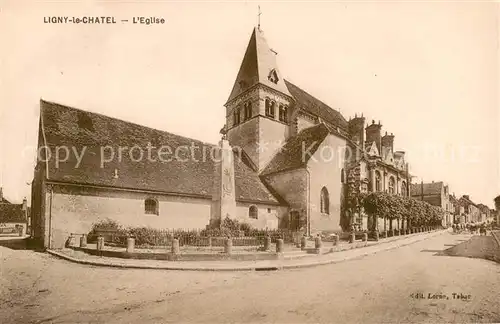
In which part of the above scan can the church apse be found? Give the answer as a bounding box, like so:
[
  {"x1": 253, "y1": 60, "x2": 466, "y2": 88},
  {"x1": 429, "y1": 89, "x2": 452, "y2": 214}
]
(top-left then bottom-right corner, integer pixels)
[{"x1": 307, "y1": 134, "x2": 347, "y2": 234}]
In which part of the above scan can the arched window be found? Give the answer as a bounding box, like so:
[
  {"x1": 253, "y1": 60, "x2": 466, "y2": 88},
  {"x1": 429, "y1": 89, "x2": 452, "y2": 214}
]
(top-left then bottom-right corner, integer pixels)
[
  {"x1": 278, "y1": 105, "x2": 288, "y2": 123},
  {"x1": 233, "y1": 108, "x2": 241, "y2": 126},
  {"x1": 401, "y1": 181, "x2": 407, "y2": 197},
  {"x1": 249, "y1": 205, "x2": 258, "y2": 219},
  {"x1": 244, "y1": 102, "x2": 252, "y2": 120},
  {"x1": 341, "y1": 168, "x2": 345, "y2": 184},
  {"x1": 320, "y1": 187, "x2": 330, "y2": 214},
  {"x1": 265, "y1": 98, "x2": 275, "y2": 118},
  {"x1": 145, "y1": 198, "x2": 159, "y2": 215},
  {"x1": 375, "y1": 171, "x2": 382, "y2": 192},
  {"x1": 388, "y1": 177, "x2": 395, "y2": 194}
]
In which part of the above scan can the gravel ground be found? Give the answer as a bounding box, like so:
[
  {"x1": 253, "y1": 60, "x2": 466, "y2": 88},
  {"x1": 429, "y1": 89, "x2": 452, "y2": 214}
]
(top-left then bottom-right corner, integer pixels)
[{"x1": 1, "y1": 232, "x2": 499, "y2": 324}]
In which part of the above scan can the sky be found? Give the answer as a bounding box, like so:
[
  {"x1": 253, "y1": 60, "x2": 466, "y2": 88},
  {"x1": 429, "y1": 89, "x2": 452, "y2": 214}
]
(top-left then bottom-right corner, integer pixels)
[{"x1": 0, "y1": 1, "x2": 499, "y2": 208}]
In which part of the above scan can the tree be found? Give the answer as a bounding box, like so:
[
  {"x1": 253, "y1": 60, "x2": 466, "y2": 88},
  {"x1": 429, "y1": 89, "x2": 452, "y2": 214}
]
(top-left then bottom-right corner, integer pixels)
[{"x1": 362, "y1": 192, "x2": 444, "y2": 231}]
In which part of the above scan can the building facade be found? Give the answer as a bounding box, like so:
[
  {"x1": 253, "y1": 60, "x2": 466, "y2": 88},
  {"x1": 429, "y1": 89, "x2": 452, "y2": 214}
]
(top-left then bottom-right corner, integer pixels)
[
  {"x1": 410, "y1": 182, "x2": 451, "y2": 226},
  {"x1": 0, "y1": 189, "x2": 29, "y2": 236},
  {"x1": 31, "y1": 27, "x2": 414, "y2": 248},
  {"x1": 458, "y1": 195, "x2": 480, "y2": 223},
  {"x1": 476, "y1": 204, "x2": 490, "y2": 223},
  {"x1": 342, "y1": 118, "x2": 412, "y2": 232},
  {"x1": 449, "y1": 194, "x2": 464, "y2": 224}
]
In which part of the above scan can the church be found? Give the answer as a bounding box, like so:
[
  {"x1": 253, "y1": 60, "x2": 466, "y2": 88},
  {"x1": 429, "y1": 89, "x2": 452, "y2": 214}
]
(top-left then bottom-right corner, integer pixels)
[{"x1": 30, "y1": 26, "x2": 411, "y2": 249}]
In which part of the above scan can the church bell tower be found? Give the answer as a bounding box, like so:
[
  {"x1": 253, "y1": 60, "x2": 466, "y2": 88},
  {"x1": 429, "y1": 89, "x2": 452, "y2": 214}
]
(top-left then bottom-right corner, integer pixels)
[{"x1": 224, "y1": 27, "x2": 294, "y2": 172}]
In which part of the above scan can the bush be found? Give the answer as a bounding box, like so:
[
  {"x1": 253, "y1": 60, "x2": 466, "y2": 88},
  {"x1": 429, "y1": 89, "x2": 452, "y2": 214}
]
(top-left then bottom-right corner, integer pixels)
[
  {"x1": 221, "y1": 217, "x2": 240, "y2": 232},
  {"x1": 127, "y1": 227, "x2": 169, "y2": 247},
  {"x1": 200, "y1": 217, "x2": 247, "y2": 237},
  {"x1": 89, "y1": 218, "x2": 122, "y2": 232},
  {"x1": 239, "y1": 222, "x2": 252, "y2": 235},
  {"x1": 88, "y1": 218, "x2": 128, "y2": 245}
]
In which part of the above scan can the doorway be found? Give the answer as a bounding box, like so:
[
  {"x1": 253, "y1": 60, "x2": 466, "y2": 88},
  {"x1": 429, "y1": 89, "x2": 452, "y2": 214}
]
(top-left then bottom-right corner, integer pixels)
[{"x1": 289, "y1": 211, "x2": 300, "y2": 231}]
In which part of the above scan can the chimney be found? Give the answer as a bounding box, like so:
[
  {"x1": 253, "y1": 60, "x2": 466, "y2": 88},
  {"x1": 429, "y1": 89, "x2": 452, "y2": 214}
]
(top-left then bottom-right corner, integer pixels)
[
  {"x1": 348, "y1": 114, "x2": 366, "y2": 159},
  {"x1": 381, "y1": 132, "x2": 395, "y2": 153},
  {"x1": 394, "y1": 151, "x2": 405, "y2": 160},
  {"x1": 22, "y1": 197, "x2": 27, "y2": 211},
  {"x1": 365, "y1": 120, "x2": 383, "y2": 153},
  {"x1": 210, "y1": 138, "x2": 237, "y2": 228}
]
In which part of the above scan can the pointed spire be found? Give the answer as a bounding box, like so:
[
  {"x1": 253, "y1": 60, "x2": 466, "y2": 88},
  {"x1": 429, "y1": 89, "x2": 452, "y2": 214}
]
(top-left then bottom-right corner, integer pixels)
[{"x1": 226, "y1": 28, "x2": 291, "y2": 104}]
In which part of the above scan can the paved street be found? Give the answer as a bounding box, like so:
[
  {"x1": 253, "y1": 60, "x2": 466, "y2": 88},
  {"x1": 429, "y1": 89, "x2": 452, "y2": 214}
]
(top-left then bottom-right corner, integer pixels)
[{"x1": 1, "y1": 232, "x2": 499, "y2": 324}]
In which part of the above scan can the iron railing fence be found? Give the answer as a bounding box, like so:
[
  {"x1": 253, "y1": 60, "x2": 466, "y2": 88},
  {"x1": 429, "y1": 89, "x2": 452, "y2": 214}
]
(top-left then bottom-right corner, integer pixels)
[{"x1": 83, "y1": 228, "x2": 298, "y2": 249}]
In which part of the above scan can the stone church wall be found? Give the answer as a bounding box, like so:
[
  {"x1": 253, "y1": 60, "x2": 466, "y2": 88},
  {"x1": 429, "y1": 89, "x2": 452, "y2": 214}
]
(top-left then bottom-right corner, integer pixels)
[
  {"x1": 46, "y1": 184, "x2": 211, "y2": 249},
  {"x1": 235, "y1": 203, "x2": 286, "y2": 229},
  {"x1": 307, "y1": 134, "x2": 346, "y2": 234},
  {"x1": 257, "y1": 117, "x2": 289, "y2": 171},
  {"x1": 263, "y1": 169, "x2": 308, "y2": 229},
  {"x1": 227, "y1": 115, "x2": 289, "y2": 172},
  {"x1": 227, "y1": 117, "x2": 260, "y2": 169},
  {"x1": 31, "y1": 163, "x2": 47, "y2": 246}
]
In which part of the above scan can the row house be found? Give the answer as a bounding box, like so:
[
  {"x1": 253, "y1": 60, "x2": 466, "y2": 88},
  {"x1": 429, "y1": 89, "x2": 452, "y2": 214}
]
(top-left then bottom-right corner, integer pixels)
[
  {"x1": 449, "y1": 194, "x2": 464, "y2": 223},
  {"x1": 458, "y1": 195, "x2": 481, "y2": 223},
  {"x1": 450, "y1": 194, "x2": 494, "y2": 225},
  {"x1": 476, "y1": 204, "x2": 490, "y2": 223},
  {"x1": 410, "y1": 182, "x2": 452, "y2": 227},
  {"x1": 0, "y1": 187, "x2": 29, "y2": 236}
]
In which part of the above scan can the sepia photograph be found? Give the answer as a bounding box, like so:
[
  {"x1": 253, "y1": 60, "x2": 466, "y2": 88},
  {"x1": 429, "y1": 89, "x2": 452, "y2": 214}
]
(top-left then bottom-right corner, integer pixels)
[{"x1": 0, "y1": 1, "x2": 499, "y2": 323}]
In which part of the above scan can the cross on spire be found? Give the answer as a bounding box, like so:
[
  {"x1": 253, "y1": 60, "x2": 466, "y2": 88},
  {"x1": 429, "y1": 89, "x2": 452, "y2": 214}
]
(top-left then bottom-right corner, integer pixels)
[{"x1": 257, "y1": 5, "x2": 262, "y2": 31}]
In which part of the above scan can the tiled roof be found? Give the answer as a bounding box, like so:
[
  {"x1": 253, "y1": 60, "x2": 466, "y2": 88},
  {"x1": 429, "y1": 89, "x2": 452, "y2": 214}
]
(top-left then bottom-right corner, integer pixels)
[
  {"x1": 476, "y1": 203, "x2": 490, "y2": 213},
  {"x1": 0, "y1": 204, "x2": 26, "y2": 223},
  {"x1": 261, "y1": 123, "x2": 330, "y2": 175},
  {"x1": 284, "y1": 80, "x2": 348, "y2": 131},
  {"x1": 459, "y1": 195, "x2": 477, "y2": 207},
  {"x1": 410, "y1": 182, "x2": 444, "y2": 196},
  {"x1": 39, "y1": 100, "x2": 279, "y2": 205}
]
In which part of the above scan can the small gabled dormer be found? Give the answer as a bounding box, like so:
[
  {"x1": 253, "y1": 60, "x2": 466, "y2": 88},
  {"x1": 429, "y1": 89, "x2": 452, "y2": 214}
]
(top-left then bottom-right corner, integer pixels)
[{"x1": 366, "y1": 141, "x2": 380, "y2": 157}]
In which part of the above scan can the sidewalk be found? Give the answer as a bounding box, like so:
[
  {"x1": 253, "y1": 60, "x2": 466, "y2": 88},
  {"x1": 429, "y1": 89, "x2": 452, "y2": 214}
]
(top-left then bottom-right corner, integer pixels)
[{"x1": 47, "y1": 229, "x2": 449, "y2": 271}]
